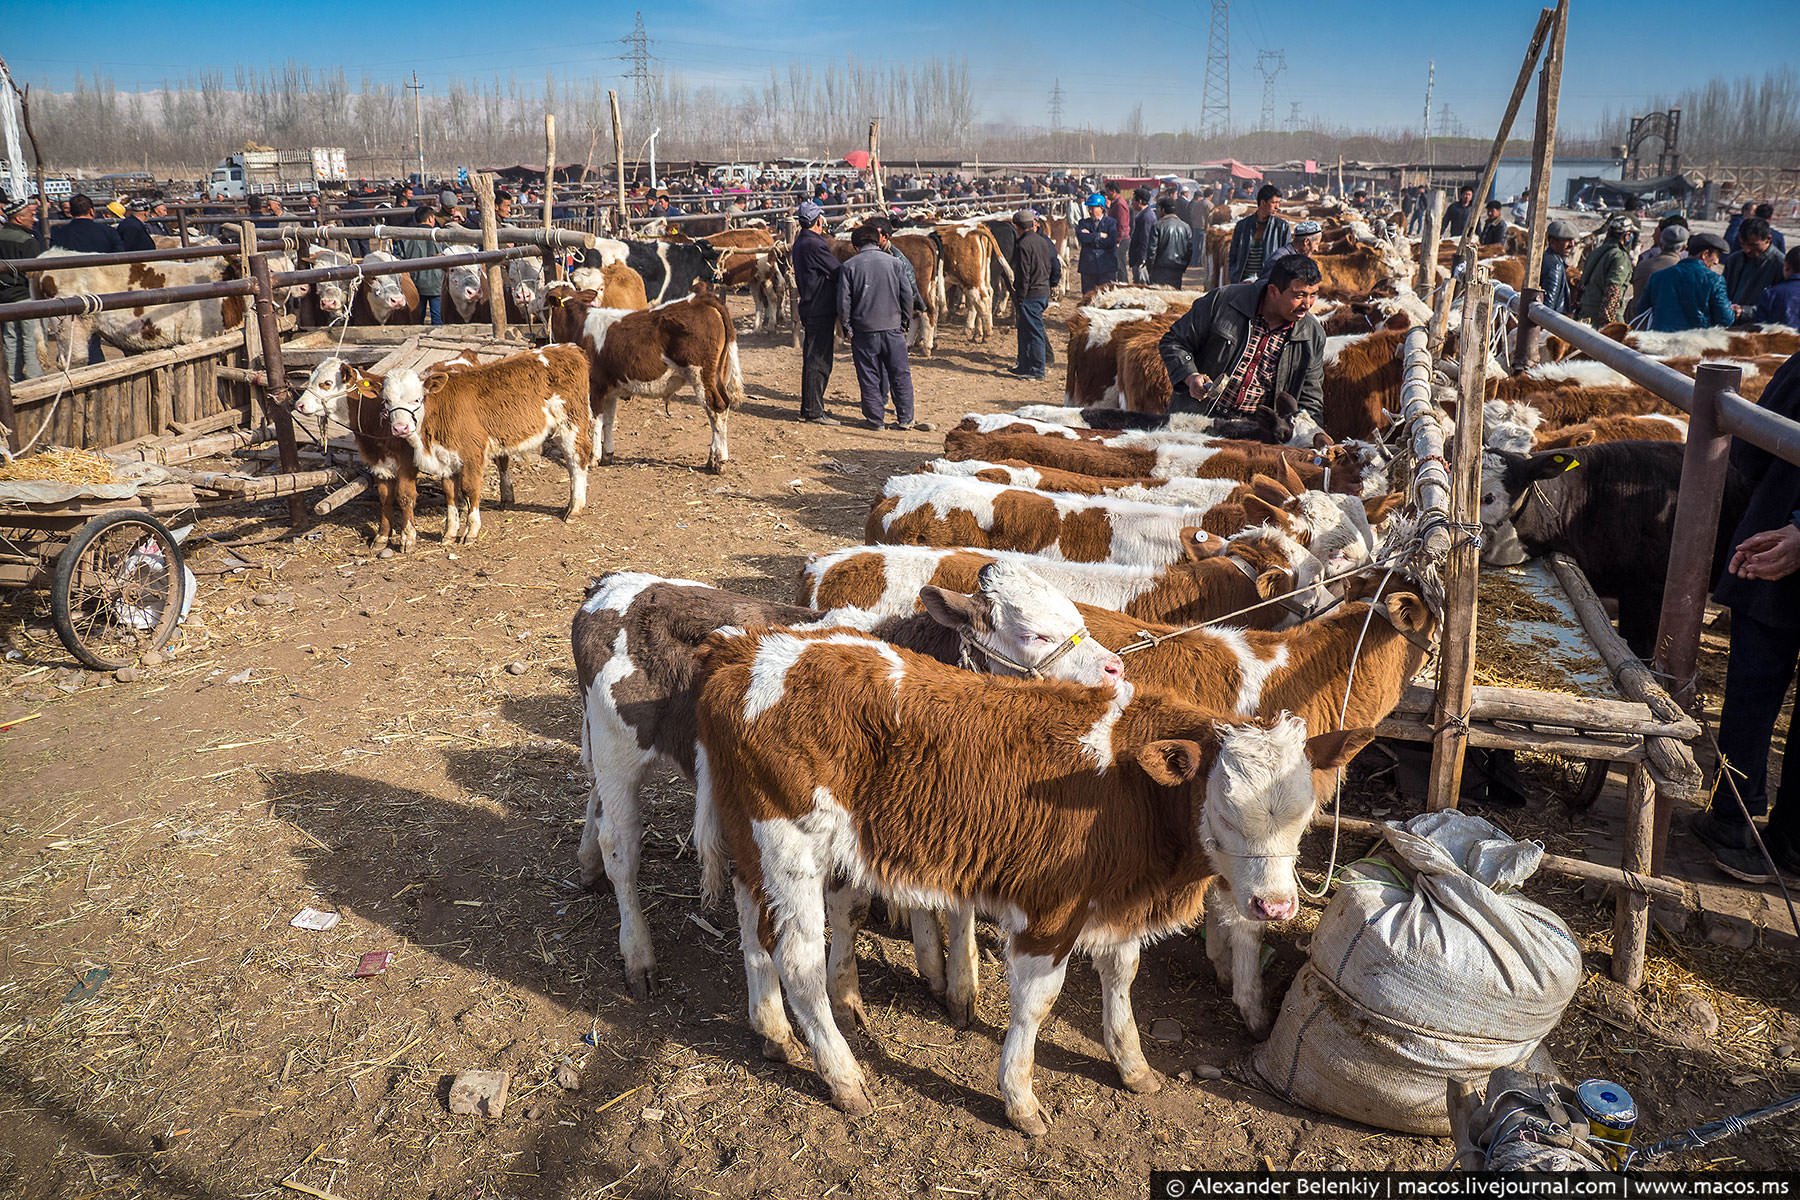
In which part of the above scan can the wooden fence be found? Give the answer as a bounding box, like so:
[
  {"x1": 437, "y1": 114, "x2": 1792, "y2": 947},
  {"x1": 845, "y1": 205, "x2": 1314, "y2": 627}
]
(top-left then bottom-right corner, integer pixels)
[{"x1": 7, "y1": 332, "x2": 255, "y2": 451}]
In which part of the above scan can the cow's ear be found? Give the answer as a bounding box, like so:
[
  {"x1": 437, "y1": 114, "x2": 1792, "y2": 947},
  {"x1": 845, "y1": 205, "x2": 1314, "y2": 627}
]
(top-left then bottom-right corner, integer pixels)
[
  {"x1": 1534, "y1": 450, "x2": 1583, "y2": 478},
  {"x1": 1279, "y1": 457, "x2": 1309, "y2": 494},
  {"x1": 1304, "y1": 727, "x2": 1378, "y2": 770},
  {"x1": 1135, "y1": 739, "x2": 1203, "y2": 786},
  {"x1": 1362, "y1": 491, "x2": 1405, "y2": 524},
  {"x1": 919, "y1": 585, "x2": 989, "y2": 633},
  {"x1": 577, "y1": 289, "x2": 598, "y2": 302},
  {"x1": 1381, "y1": 590, "x2": 1432, "y2": 634},
  {"x1": 1242, "y1": 493, "x2": 1284, "y2": 523},
  {"x1": 1248, "y1": 474, "x2": 1291, "y2": 504},
  {"x1": 1182, "y1": 527, "x2": 1225, "y2": 561},
  {"x1": 1599, "y1": 321, "x2": 1630, "y2": 344},
  {"x1": 1254, "y1": 568, "x2": 1292, "y2": 599}
]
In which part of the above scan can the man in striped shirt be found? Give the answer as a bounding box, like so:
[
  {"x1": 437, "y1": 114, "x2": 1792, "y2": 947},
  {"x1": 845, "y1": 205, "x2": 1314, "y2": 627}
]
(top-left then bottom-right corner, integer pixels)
[{"x1": 1228, "y1": 184, "x2": 1292, "y2": 283}]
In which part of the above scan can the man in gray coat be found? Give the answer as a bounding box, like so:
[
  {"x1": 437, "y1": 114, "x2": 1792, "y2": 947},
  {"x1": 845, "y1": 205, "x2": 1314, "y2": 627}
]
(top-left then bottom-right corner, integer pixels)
[
  {"x1": 1157, "y1": 254, "x2": 1326, "y2": 427},
  {"x1": 838, "y1": 223, "x2": 922, "y2": 430},
  {"x1": 1144, "y1": 197, "x2": 1193, "y2": 287}
]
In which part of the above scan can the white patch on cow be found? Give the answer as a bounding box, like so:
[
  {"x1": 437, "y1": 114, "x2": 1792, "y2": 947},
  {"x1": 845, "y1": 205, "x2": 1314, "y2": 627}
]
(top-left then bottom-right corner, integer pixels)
[
  {"x1": 963, "y1": 412, "x2": 1080, "y2": 438},
  {"x1": 1521, "y1": 360, "x2": 1628, "y2": 388},
  {"x1": 1322, "y1": 331, "x2": 1372, "y2": 366},
  {"x1": 1078, "y1": 679, "x2": 1135, "y2": 771},
  {"x1": 1641, "y1": 413, "x2": 1689, "y2": 436},
  {"x1": 1208, "y1": 629, "x2": 1291, "y2": 716},
  {"x1": 579, "y1": 571, "x2": 709, "y2": 615},
  {"x1": 1012, "y1": 404, "x2": 1089, "y2": 427},
  {"x1": 742, "y1": 630, "x2": 899, "y2": 724},
  {"x1": 1080, "y1": 305, "x2": 1160, "y2": 349},
  {"x1": 1628, "y1": 327, "x2": 1734, "y2": 358},
  {"x1": 1202, "y1": 713, "x2": 1316, "y2": 923},
  {"x1": 1147, "y1": 442, "x2": 1224, "y2": 478},
  {"x1": 581, "y1": 306, "x2": 636, "y2": 348}
]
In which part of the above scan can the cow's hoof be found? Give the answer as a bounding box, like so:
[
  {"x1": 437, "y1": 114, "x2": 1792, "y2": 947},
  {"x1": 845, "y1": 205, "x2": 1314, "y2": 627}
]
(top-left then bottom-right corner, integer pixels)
[
  {"x1": 626, "y1": 969, "x2": 654, "y2": 1002},
  {"x1": 1121, "y1": 1069, "x2": 1162, "y2": 1095},
  {"x1": 705, "y1": 462, "x2": 723, "y2": 475},
  {"x1": 831, "y1": 995, "x2": 869, "y2": 1031},
  {"x1": 1007, "y1": 1105, "x2": 1049, "y2": 1137},
  {"x1": 945, "y1": 994, "x2": 975, "y2": 1030},
  {"x1": 1241, "y1": 1008, "x2": 1271, "y2": 1039},
  {"x1": 762, "y1": 1036, "x2": 803, "y2": 1064},
  {"x1": 832, "y1": 1082, "x2": 874, "y2": 1118}
]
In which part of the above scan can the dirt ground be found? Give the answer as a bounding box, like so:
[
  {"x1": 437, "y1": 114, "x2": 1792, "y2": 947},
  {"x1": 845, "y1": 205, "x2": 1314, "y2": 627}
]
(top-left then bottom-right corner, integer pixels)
[{"x1": 2, "y1": 295, "x2": 1797, "y2": 1200}]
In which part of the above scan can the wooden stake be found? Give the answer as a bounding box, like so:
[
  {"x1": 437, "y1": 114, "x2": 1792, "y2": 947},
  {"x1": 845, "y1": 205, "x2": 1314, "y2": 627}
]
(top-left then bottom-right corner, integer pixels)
[
  {"x1": 869, "y1": 119, "x2": 884, "y2": 208},
  {"x1": 1612, "y1": 763, "x2": 1657, "y2": 989},
  {"x1": 609, "y1": 90, "x2": 627, "y2": 233},
  {"x1": 1426, "y1": 275, "x2": 1493, "y2": 811},
  {"x1": 1415, "y1": 189, "x2": 1444, "y2": 295},
  {"x1": 1522, "y1": 0, "x2": 1568, "y2": 308},
  {"x1": 1458, "y1": 9, "x2": 1555, "y2": 257},
  {"x1": 472, "y1": 171, "x2": 506, "y2": 339},
  {"x1": 543, "y1": 113, "x2": 557, "y2": 236},
  {"x1": 249, "y1": 252, "x2": 302, "y2": 525}
]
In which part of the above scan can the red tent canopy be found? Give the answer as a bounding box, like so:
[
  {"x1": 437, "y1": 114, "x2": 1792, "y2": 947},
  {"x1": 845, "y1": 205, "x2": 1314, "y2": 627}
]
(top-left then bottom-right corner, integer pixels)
[
  {"x1": 1198, "y1": 158, "x2": 1263, "y2": 181},
  {"x1": 842, "y1": 150, "x2": 872, "y2": 169}
]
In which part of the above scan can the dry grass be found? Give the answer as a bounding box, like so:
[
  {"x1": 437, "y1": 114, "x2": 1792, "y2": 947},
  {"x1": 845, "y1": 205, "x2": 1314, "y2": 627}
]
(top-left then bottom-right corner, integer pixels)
[{"x1": 0, "y1": 447, "x2": 119, "y2": 486}]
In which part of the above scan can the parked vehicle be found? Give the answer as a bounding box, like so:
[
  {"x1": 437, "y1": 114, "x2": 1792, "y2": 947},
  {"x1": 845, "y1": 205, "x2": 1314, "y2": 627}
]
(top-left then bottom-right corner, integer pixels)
[{"x1": 205, "y1": 147, "x2": 346, "y2": 200}]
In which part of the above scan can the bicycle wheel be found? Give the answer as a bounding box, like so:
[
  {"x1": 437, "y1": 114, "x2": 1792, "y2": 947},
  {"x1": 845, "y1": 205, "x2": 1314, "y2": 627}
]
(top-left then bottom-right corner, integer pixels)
[{"x1": 50, "y1": 511, "x2": 187, "y2": 671}]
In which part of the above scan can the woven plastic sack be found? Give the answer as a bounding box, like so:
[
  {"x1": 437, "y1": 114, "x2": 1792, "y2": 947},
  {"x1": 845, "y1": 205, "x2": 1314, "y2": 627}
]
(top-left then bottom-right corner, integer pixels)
[{"x1": 1250, "y1": 811, "x2": 1582, "y2": 1134}]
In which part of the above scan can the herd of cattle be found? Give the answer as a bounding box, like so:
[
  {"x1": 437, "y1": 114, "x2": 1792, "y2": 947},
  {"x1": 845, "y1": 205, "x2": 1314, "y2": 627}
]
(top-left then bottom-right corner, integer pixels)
[{"x1": 19, "y1": 193, "x2": 1800, "y2": 1134}]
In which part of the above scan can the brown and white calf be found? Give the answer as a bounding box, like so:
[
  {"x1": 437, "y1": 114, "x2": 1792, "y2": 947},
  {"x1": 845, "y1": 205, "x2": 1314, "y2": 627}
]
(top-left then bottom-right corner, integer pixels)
[
  {"x1": 573, "y1": 563, "x2": 1123, "y2": 1002},
  {"x1": 692, "y1": 628, "x2": 1371, "y2": 1131},
  {"x1": 300, "y1": 247, "x2": 361, "y2": 326},
  {"x1": 936, "y1": 222, "x2": 1012, "y2": 342},
  {"x1": 555, "y1": 287, "x2": 744, "y2": 472},
  {"x1": 380, "y1": 345, "x2": 593, "y2": 543},
  {"x1": 32, "y1": 250, "x2": 248, "y2": 356},
  {"x1": 943, "y1": 420, "x2": 1391, "y2": 497},
  {"x1": 292, "y1": 356, "x2": 429, "y2": 550},
  {"x1": 802, "y1": 527, "x2": 1333, "y2": 628},
  {"x1": 563, "y1": 264, "x2": 651, "y2": 312},
  {"x1": 866, "y1": 472, "x2": 1375, "y2": 573},
  {"x1": 706, "y1": 227, "x2": 790, "y2": 335},
  {"x1": 1063, "y1": 306, "x2": 1186, "y2": 407}
]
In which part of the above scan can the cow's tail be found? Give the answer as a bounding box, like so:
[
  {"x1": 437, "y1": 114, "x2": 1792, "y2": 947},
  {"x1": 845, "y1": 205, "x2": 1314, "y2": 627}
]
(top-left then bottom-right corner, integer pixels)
[
  {"x1": 693, "y1": 743, "x2": 728, "y2": 907},
  {"x1": 716, "y1": 300, "x2": 747, "y2": 409}
]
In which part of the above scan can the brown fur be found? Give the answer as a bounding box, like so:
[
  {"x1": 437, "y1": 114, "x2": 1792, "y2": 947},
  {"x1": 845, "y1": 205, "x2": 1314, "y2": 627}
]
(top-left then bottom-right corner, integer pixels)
[
  {"x1": 942, "y1": 423, "x2": 1353, "y2": 493},
  {"x1": 936, "y1": 224, "x2": 1011, "y2": 341},
  {"x1": 1534, "y1": 414, "x2": 1686, "y2": 448},
  {"x1": 1321, "y1": 328, "x2": 1405, "y2": 441}
]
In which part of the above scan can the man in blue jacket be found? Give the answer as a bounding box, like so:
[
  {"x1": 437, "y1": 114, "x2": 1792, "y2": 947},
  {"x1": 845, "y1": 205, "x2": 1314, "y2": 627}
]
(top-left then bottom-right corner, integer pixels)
[
  {"x1": 116, "y1": 199, "x2": 157, "y2": 252},
  {"x1": 1639, "y1": 232, "x2": 1736, "y2": 332},
  {"x1": 1074, "y1": 194, "x2": 1118, "y2": 295},
  {"x1": 1755, "y1": 248, "x2": 1800, "y2": 328},
  {"x1": 837, "y1": 223, "x2": 919, "y2": 430},
  {"x1": 791, "y1": 200, "x2": 843, "y2": 425},
  {"x1": 50, "y1": 193, "x2": 124, "y2": 255}
]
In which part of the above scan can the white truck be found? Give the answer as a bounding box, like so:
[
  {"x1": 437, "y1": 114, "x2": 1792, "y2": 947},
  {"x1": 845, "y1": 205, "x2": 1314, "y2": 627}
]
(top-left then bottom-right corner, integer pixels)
[{"x1": 205, "y1": 147, "x2": 346, "y2": 200}]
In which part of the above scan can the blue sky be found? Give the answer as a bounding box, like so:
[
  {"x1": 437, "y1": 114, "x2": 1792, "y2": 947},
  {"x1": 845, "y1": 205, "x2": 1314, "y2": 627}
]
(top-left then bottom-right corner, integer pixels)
[{"x1": 10, "y1": 1, "x2": 1798, "y2": 135}]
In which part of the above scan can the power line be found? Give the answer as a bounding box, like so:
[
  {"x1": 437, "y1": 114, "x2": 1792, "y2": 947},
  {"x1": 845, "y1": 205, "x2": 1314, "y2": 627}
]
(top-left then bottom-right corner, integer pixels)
[
  {"x1": 1049, "y1": 78, "x2": 1065, "y2": 131},
  {"x1": 1200, "y1": 0, "x2": 1230, "y2": 138},
  {"x1": 1256, "y1": 49, "x2": 1285, "y2": 132}
]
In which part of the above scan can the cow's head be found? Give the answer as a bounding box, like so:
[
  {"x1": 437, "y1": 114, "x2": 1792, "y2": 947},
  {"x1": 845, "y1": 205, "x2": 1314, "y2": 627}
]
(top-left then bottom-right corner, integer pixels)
[
  {"x1": 507, "y1": 257, "x2": 544, "y2": 312},
  {"x1": 359, "y1": 251, "x2": 410, "y2": 316},
  {"x1": 381, "y1": 369, "x2": 429, "y2": 437},
  {"x1": 693, "y1": 240, "x2": 724, "y2": 286},
  {"x1": 1151, "y1": 715, "x2": 1374, "y2": 922},
  {"x1": 292, "y1": 357, "x2": 375, "y2": 420},
  {"x1": 1479, "y1": 448, "x2": 1578, "y2": 566},
  {"x1": 307, "y1": 249, "x2": 357, "y2": 318},
  {"x1": 1239, "y1": 477, "x2": 1373, "y2": 575},
  {"x1": 1224, "y1": 525, "x2": 1336, "y2": 626},
  {"x1": 445, "y1": 252, "x2": 485, "y2": 308},
  {"x1": 917, "y1": 560, "x2": 1123, "y2": 686}
]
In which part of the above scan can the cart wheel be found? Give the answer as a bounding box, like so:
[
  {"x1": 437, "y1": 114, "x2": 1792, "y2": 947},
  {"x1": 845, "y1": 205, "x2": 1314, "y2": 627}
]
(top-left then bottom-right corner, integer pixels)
[
  {"x1": 1565, "y1": 758, "x2": 1612, "y2": 809},
  {"x1": 50, "y1": 511, "x2": 187, "y2": 671}
]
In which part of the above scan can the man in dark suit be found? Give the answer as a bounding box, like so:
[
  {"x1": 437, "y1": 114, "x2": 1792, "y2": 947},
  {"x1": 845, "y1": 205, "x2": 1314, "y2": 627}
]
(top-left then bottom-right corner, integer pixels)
[{"x1": 50, "y1": 193, "x2": 124, "y2": 254}]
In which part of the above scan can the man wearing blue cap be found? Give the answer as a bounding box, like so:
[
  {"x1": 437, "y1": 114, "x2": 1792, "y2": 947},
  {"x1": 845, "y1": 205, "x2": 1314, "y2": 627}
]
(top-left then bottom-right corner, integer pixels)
[
  {"x1": 791, "y1": 200, "x2": 843, "y2": 424},
  {"x1": 1074, "y1": 194, "x2": 1118, "y2": 295}
]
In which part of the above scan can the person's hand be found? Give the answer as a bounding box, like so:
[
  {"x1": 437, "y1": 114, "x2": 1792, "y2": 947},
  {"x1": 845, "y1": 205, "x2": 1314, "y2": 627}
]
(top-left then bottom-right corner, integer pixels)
[
  {"x1": 1729, "y1": 525, "x2": 1800, "y2": 580},
  {"x1": 1185, "y1": 373, "x2": 1210, "y2": 401}
]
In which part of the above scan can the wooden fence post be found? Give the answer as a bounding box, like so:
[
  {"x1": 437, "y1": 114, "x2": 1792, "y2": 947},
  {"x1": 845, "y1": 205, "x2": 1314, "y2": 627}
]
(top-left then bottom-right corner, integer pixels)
[
  {"x1": 870, "y1": 119, "x2": 883, "y2": 208},
  {"x1": 472, "y1": 171, "x2": 507, "y2": 339},
  {"x1": 1426, "y1": 274, "x2": 1494, "y2": 811},
  {"x1": 1613, "y1": 762, "x2": 1657, "y2": 990},
  {"x1": 1522, "y1": 0, "x2": 1568, "y2": 307},
  {"x1": 1458, "y1": 9, "x2": 1554, "y2": 257},
  {"x1": 248, "y1": 252, "x2": 301, "y2": 526},
  {"x1": 1648, "y1": 360, "x2": 1739, "y2": 874},
  {"x1": 610, "y1": 90, "x2": 627, "y2": 234},
  {"x1": 543, "y1": 113, "x2": 557, "y2": 244},
  {"x1": 1416, "y1": 189, "x2": 1444, "y2": 296}
]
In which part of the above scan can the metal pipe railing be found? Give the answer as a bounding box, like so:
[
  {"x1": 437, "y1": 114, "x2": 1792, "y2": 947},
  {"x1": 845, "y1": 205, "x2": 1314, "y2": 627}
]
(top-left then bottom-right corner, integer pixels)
[
  {"x1": 7, "y1": 241, "x2": 293, "y2": 273},
  {"x1": 1494, "y1": 282, "x2": 1800, "y2": 464},
  {"x1": 303, "y1": 223, "x2": 596, "y2": 250}
]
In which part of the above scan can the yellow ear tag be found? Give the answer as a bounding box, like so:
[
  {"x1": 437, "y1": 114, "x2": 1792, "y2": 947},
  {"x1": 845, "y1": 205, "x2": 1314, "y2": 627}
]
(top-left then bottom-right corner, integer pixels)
[
  {"x1": 1555, "y1": 454, "x2": 1578, "y2": 471},
  {"x1": 1068, "y1": 632, "x2": 1084, "y2": 646}
]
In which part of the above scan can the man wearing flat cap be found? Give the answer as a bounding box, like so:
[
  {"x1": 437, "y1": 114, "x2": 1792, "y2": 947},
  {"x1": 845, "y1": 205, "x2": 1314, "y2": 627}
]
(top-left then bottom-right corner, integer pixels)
[
  {"x1": 790, "y1": 199, "x2": 843, "y2": 424},
  {"x1": 1574, "y1": 214, "x2": 1638, "y2": 327},
  {"x1": 1007, "y1": 208, "x2": 1060, "y2": 381},
  {"x1": 1541, "y1": 219, "x2": 1579, "y2": 314},
  {"x1": 117, "y1": 198, "x2": 157, "y2": 252},
  {"x1": 1639, "y1": 231, "x2": 1736, "y2": 332},
  {"x1": 0, "y1": 196, "x2": 43, "y2": 381}
]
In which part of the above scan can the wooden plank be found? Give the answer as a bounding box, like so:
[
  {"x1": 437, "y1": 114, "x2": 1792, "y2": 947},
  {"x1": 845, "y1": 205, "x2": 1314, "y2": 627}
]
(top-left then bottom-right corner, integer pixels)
[
  {"x1": 8, "y1": 331, "x2": 247, "y2": 406},
  {"x1": 1388, "y1": 683, "x2": 1694, "y2": 739},
  {"x1": 1613, "y1": 763, "x2": 1657, "y2": 988},
  {"x1": 1378, "y1": 713, "x2": 1644, "y2": 762}
]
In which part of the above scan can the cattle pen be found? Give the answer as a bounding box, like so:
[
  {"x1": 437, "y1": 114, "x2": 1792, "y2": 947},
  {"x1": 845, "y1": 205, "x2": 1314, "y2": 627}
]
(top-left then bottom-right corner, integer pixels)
[{"x1": 1373, "y1": 254, "x2": 1800, "y2": 992}]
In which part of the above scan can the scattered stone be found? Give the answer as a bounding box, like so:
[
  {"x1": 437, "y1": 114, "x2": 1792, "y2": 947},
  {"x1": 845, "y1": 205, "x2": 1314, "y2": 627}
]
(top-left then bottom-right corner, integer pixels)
[
  {"x1": 554, "y1": 1061, "x2": 582, "y2": 1091},
  {"x1": 359, "y1": 608, "x2": 374, "y2": 618},
  {"x1": 1651, "y1": 901, "x2": 1690, "y2": 935},
  {"x1": 448, "y1": 1070, "x2": 511, "y2": 1118},
  {"x1": 640, "y1": 1107, "x2": 665, "y2": 1122},
  {"x1": 227, "y1": 668, "x2": 254, "y2": 686},
  {"x1": 114, "y1": 667, "x2": 142, "y2": 683},
  {"x1": 1701, "y1": 912, "x2": 1756, "y2": 950},
  {"x1": 140, "y1": 651, "x2": 166, "y2": 668},
  {"x1": 525, "y1": 1103, "x2": 544, "y2": 1121},
  {"x1": 1175, "y1": 1070, "x2": 1194, "y2": 1083},
  {"x1": 475, "y1": 567, "x2": 493, "y2": 578},
  {"x1": 1683, "y1": 997, "x2": 1721, "y2": 1040},
  {"x1": 1193, "y1": 1064, "x2": 1224, "y2": 1080},
  {"x1": 1149, "y1": 1018, "x2": 1183, "y2": 1043},
  {"x1": 506, "y1": 661, "x2": 528, "y2": 676},
  {"x1": 20, "y1": 689, "x2": 53, "y2": 703},
  {"x1": 252, "y1": 592, "x2": 293, "y2": 607},
  {"x1": 1773, "y1": 1040, "x2": 1795, "y2": 1060},
  {"x1": 377, "y1": 547, "x2": 395, "y2": 560}
]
